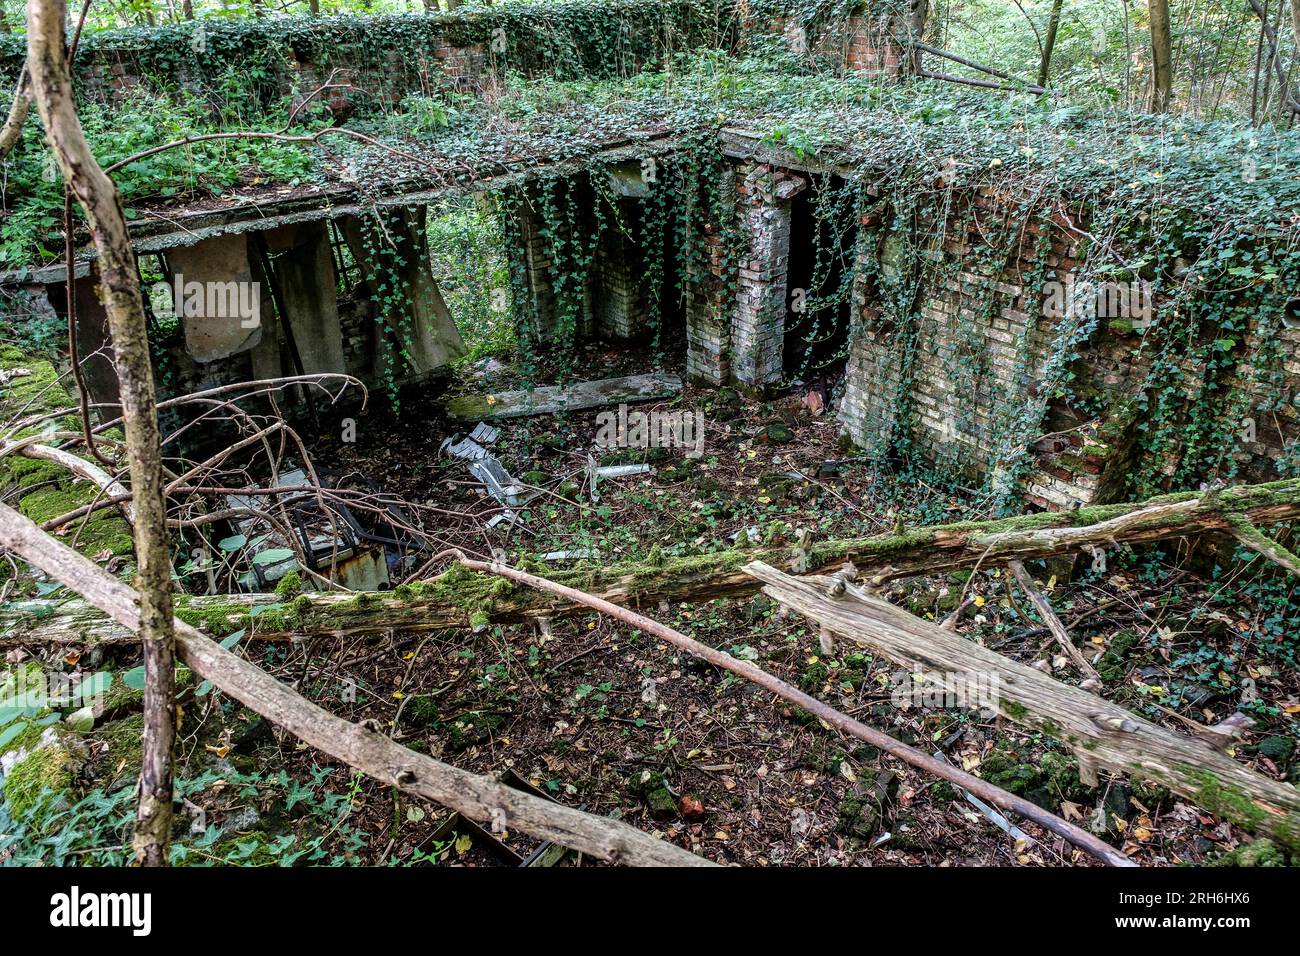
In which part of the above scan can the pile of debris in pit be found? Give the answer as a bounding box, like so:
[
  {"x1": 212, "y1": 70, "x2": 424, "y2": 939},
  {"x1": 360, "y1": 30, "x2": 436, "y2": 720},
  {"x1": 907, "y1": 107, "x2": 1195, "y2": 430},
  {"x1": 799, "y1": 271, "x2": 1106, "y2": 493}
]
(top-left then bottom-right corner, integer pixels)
[{"x1": 214, "y1": 464, "x2": 425, "y2": 593}]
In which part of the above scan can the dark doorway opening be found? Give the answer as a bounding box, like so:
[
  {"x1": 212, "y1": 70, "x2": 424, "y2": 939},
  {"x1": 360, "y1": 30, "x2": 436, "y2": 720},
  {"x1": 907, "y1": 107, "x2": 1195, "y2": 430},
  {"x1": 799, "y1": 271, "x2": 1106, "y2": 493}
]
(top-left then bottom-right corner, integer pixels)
[{"x1": 783, "y1": 175, "x2": 858, "y2": 384}]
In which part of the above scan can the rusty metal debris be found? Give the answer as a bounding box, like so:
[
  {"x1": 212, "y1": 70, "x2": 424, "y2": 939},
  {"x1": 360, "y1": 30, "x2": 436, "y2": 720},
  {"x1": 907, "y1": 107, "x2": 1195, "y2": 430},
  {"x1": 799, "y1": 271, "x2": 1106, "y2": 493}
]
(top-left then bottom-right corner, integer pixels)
[
  {"x1": 441, "y1": 423, "x2": 535, "y2": 509},
  {"x1": 415, "y1": 770, "x2": 573, "y2": 867},
  {"x1": 584, "y1": 453, "x2": 653, "y2": 502},
  {"x1": 933, "y1": 750, "x2": 1035, "y2": 846},
  {"x1": 223, "y1": 465, "x2": 422, "y2": 592}
]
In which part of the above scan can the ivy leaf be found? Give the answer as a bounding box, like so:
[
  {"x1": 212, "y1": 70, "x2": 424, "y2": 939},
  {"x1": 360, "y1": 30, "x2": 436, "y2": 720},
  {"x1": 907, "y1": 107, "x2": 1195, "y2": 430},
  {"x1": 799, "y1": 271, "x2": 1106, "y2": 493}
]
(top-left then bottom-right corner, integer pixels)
[
  {"x1": 218, "y1": 534, "x2": 248, "y2": 552},
  {"x1": 252, "y1": 548, "x2": 295, "y2": 566}
]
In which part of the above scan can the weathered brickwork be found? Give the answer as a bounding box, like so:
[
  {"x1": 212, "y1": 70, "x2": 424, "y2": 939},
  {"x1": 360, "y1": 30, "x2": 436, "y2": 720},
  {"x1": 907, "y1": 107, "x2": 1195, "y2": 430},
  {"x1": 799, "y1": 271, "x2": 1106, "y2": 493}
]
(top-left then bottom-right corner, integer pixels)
[
  {"x1": 836, "y1": 183, "x2": 1300, "y2": 508},
  {"x1": 0, "y1": 2, "x2": 731, "y2": 111},
  {"x1": 685, "y1": 220, "x2": 732, "y2": 386},
  {"x1": 729, "y1": 164, "x2": 806, "y2": 391},
  {"x1": 592, "y1": 201, "x2": 646, "y2": 341}
]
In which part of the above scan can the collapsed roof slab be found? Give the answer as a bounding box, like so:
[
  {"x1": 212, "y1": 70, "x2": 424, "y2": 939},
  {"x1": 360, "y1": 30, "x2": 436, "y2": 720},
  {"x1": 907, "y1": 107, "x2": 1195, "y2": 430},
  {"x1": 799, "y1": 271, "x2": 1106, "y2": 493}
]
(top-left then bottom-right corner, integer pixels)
[{"x1": 1, "y1": 132, "x2": 682, "y2": 288}]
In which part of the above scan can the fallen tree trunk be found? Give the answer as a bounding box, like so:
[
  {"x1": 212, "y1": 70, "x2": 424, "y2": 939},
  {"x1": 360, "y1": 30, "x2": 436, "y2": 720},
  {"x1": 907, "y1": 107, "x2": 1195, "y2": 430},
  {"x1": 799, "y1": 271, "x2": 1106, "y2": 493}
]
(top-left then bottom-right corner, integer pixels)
[
  {"x1": 745, "y1": 561, "x2": 1300, "y2": 853},
  {"x1": 6, "y1": 479, "x2": 1298, "y2": 646},
  {"x1": 0, "y1": 502, "x2": 710, "y2": 867},
  {"x1": 1, "y1": 436, "x2": 134, "y2": 524}
]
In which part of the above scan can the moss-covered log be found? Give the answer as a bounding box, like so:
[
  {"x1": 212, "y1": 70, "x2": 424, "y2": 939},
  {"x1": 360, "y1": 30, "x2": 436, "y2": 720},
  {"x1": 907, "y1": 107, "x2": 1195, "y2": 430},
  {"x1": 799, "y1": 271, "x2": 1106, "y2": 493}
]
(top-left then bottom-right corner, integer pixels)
[
  {"x1": 746, "y1": 561, "x2": 1300, "y2": 851},
  {"x1": 4, "y1": 477, "x2": 1299, "y2": 646}
]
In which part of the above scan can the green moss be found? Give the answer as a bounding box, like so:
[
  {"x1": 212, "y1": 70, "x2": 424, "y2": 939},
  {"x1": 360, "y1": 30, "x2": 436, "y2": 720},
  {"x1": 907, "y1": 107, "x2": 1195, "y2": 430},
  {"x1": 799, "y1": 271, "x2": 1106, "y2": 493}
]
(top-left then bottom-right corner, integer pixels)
[
  {"x1": 836, "y1": 795, "x2": 881, "y2": 837},
  {"x1": 274, "y1": 571, "x2": 303, "y2": 598},
  {"x1": 0, "y1": 346, "x2": 74, "y2": 418},
  {"x1": 175, "y1": 599, "x2": 252, "y2": 637},
  {"x1": 95, "y1": 713, "x2": 145, "y2": 771},
  {"x1": 0, "y1": 719, "x2": 45, "y2": 758},
  {"x1": 1096, "y1": 629, "x2": 1138, "y2": 683},
  {"x1": 444, "y1": 712, "x2": 503, "y2": 751},
  {"x1": 16, "y1": 486, "x2": 133, "y2": 557},
  {"x1": 100, "y1": 673, "x2": 144, "y2": 712},
  {"x1": 644, "y1": 787, "x2": 678, "y2": 818},
  {"x1": 626, "y1": 769, "x2": 666, "y2": 797},
  {"x1": 799, "y1": 662, "x2": 829, "y2": 693},
  {"x1": 1001, "y1": 699, "x2": 1029, "y2": 720},
  {"x1": 2, "y1": 744, "x2": 74, "y2": 818},
  {"x1": 8, "y1": 457, "x2": 64, "y2": 489},
  {"x1": 979, "y1": 750, "x2": 1038, "y2": 796},
  {"x1": 400, "y1": 696, "x2": 440, "y2": 727},
  {"x1": 1181, "y1": 766, "x2": 1300, "y2": 852},
  {"x1": 1254, "y1": 737, "x2": 1295, "y2": 767},
  {"x1": 929, "y1": 780, "x2": 958, "y2": 805},
  {"x1": 1208, "y1": 838, "x2": 1291, "y2": 867}
]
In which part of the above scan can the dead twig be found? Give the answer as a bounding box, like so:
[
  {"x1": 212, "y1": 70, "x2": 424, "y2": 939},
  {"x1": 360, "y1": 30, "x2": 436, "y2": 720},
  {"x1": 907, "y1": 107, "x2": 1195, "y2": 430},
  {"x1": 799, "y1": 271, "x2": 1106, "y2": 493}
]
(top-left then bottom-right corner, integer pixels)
[{"x1": 1008, "y1": 559, "x2": 1100, "y2": 678}]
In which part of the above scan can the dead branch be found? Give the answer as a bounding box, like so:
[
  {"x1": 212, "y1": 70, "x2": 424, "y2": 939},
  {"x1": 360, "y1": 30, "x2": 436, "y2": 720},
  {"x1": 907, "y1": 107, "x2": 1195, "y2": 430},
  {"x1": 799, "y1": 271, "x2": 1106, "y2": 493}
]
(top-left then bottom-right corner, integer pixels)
[
  {"x1": 1225, "y1": 514, "x2": 1300, "y2": 577},
  {"x1": 0, "y1": 435, "x2": 134, "y2": 524},
  {"x1": 27, "y1": 0, "x2": 176, "y2": 865},
  {"x1": 745, "y1": 561, "x2": 1300, "y2": 853},
  {"x1": 1247, "y1": 0, "x2": 1300, "y2": 114},
  {"x1": 1007, "y1": 559, "x2": 1100, "y2": 678},
  {"x1": 0, "y1": 501, "x2": 710, "y2": 867},
  {"x1": 918, "y1": 69, "x2": 1047, "y2": 95},
  {"x1": 435, "y1": 549, "x2": 1135, "y2": 867},
  {"x1": 0, "y1": 64, "x2": 30, "y2": 160}
]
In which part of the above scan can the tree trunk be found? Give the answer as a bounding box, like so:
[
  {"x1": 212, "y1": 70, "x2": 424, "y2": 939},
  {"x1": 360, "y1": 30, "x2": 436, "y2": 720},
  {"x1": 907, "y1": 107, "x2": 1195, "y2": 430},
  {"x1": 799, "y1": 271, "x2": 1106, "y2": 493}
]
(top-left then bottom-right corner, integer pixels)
[
  {"x1": 1248, "y1": 0, "x2": 1300, "y2": 115},
  {"x1": 0, "y1": 67, "x2": 30, "y2": 160},
  {"x1": 899, "y1": 0, "x2": 930, "y2": 75},
  {"x1": 1037, "y1": 0, "x2": 1066, "y2": 87},
  {"x1": 26, "y1": 0, "x2": 177, "y2": 867},
  {"x1": 9, "y1": 479, "x2": 1300, "y2": 646},
  {"x1": 747, "y1": 561, "x2": 1300, "y2": 852},
  {"x1": 1147, "y1": 0, "x2": 1173, "y2": 111}
]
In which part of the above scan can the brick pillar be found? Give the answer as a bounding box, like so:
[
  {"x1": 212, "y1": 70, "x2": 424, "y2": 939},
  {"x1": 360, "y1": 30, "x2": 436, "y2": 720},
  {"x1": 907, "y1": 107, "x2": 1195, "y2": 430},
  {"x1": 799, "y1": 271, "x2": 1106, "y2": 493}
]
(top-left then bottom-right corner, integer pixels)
[
  {"x1": 837, "y1": 201, "x2": 903, "y2": 457},
  {"x1": 503, "y1": 186, "x2": 560, "y2": 345},
  {"x1": 844, "y1": 13, "x2": 903, "y2": 75},
  {"x1": 592, "y1": 195, "x2": 646, "y2": 341},
  {"x1": 730, "y1": 164, "x2": 804, "y2": 393},
  {"x1": 684, "y1": 163, "x2": 736, "y2": 387}
]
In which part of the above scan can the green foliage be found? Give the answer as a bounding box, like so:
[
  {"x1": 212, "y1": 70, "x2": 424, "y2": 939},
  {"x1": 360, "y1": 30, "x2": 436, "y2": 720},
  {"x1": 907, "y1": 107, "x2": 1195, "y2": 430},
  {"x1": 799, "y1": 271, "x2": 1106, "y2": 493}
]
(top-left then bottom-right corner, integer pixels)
[
  {"x1": 0, "y1": 766, "x2": 368, "y2": 866},
  {"x1": 1, "y1": 87, "x2": 317, "y2": 266},
  {"x1": 426, "y1": 195, "x2": 516, "y2": 365}
]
